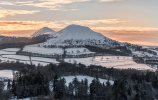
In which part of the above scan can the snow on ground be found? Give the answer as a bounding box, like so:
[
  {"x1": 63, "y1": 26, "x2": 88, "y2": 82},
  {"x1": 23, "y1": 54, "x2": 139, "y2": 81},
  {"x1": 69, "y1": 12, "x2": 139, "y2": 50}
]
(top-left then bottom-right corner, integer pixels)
[
  {"x1": 132, "y1": 51, "x2": 155, "y2": 57},
  {"x1": 0, "y1": 70, "x2": 13, "y2": 79},
  {"x1": 62, "y1": 75, "x2": 114, "y2": 86},
  {"x1": 0, "y1": 48, "x2": 59, "y2": 66},
  {"x1": 23, "y1": 45, "x2": 63, "y2": 55},
  {"x1": 11, "y1": 98, "x2": 31, "y2": 100},
  {"x1": 23, "y1": 46, "x2": 94, "y2": 56},
  {"x1": 31, "y1": 57, "x2": 58, "y2": 63},
  {"x1": 0, "y1": 70, "x2": 13, "y2": 91},
  {"x1": 11, "y1": 98, "x2": 33, "y2": 100},
  {"x1": 0, "y1": 48, "x2": 155, "y2": 70},
  {"x1": 64, "y1": 57, "x2": 93, "y2": 65},
  {"x1": 94, "y1": 56, "x2": 153, "y2": 70},
  {"x1": 2, "y1": 55, "x2": 30, "y2": 61},
  {"x1": 0, "y1": 48, "x2": 20, "y2": 55},
  {"x1": 1, "y1": 48, "x2": 20, "y2": 52},
  {"x1": 149, "y1": 49, "x2": 158, "y2": 56},
  {"x1": 0, "y1": 50, "x2": 16, "y2": 55},
  {"x1": 0, "y1": 49, "x2": 19, "y2": 55},
  {"x1": 65, "y1": 56, "x2": 154, "y2": 71},
  {"x1": 66, "y1": 48, "x2": 94, "y2": 55},
  {"x1": 0, "y1": 55, "x2": 59, "y2": 66}
]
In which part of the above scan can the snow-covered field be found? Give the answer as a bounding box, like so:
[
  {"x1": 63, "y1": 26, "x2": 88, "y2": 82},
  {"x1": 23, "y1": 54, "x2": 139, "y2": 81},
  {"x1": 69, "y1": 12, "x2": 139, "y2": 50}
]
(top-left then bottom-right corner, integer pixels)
[
  {"x1": 63, "y1": 75, "x2": 114, "y2": 86},
  {"x1": 66, "y1": 48, "x2": 94, "y2": 55},
  {"x1": 0, "y1": 70, "x2": 13, "y2": 91},
  {"x1": 0, "y1": 48, "x2": 59, "y2": 66},
  {"x1": 0, "y1": 70, "x2": 13, "y2": 79},
  {"x1": 1, "y1": 48, "x2": 20, "y2": 52},
  {"x1": 22, "y1": 46, "x2": 94, "y2": 56},
  {"x1": 65, "y1": 56, "x2": 154, "y2": 71},
  {"x1": 0, "y1": 48, "x2": 20, "y2": 55},
  {"x1": 0, "y1": 48, "x2": 155, "y2": 71},
  {"x1": 23, "y1": 45, "x2": 63, "y2": 55},
  {"x1": 0, "y1": 54, "x2": 59, "y2": 66},
  {"x1": 65, "y1": 57, "x2": 93, "y2": 65}
]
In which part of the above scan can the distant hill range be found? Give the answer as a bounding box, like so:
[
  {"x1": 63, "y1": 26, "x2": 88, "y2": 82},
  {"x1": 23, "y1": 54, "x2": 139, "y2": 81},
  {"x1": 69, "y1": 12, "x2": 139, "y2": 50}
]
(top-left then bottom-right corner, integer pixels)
[{"x1": 37, "y1": 24, "x2": 122, "y2": 48}]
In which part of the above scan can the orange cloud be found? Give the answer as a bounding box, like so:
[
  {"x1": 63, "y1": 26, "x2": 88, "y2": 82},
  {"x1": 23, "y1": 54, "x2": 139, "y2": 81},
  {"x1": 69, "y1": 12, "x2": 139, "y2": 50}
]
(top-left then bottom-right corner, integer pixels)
[
  {"x1": 93, "y1": 27, "x2": 158, "y2": 31},
  {"x1": 0, "y1": 10, "x2": 39, "y2": 19},
  {"x1": 101, "y1": 30, "x2": 158, "y2": 46},
  {"x1": 0, "y1": 21, "x2": 62, "y2": 31},
  {"x1": 0, "y1": 19, "x2": 127, "y2": 32},
  {"x1": 27, "y1": 0, "x2": 89, "y2": 10},
  {"x1": 0, "y1": 0, "x2": 89, "y2": 10},
  {"x1": 68, "y1": 19, "x2": 126, "y2": 25},
  {"x1": 0, "y1": 30, "x2": 36, "y2": 37},
  {"x1": 1, "y1": 20, "x2": 158, "y2": 31}
]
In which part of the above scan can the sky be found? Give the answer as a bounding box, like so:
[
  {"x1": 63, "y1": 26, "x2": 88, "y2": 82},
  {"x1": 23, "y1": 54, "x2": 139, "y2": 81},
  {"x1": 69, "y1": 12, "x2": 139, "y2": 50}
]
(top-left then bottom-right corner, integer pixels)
[{"x1": 0, "y1": 0, "x2": 158, "y2": 46}]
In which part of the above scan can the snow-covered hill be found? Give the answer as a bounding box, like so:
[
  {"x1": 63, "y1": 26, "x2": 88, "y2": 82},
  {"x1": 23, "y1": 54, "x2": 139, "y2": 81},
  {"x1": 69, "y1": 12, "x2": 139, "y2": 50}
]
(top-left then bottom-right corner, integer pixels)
[
  {"x1": 40, "y1": 24, "x2": 119, "y2": 47},
  {"x1": 52, "y1": 24, "x2": 106, "y2": 40},
  {"x1": 32, "y1": 27, "x2": 55, "y2": 38}
]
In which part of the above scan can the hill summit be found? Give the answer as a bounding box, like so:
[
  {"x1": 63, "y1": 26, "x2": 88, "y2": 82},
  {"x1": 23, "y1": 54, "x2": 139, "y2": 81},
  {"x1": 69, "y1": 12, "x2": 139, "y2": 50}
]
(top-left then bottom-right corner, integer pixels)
[
  {"x1": 41, "y1": 24, "x2": 118, "y2": 47},
  {"x1": 32, "y1": 27, "x2": 55, "y2": 37}
]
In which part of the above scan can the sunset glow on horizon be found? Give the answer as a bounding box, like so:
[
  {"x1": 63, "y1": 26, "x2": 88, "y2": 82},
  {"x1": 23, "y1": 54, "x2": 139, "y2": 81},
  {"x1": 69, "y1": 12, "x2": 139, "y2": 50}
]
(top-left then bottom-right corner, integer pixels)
[{"x1": 0, "y1": 0, "x2": 158, "y2": 46}]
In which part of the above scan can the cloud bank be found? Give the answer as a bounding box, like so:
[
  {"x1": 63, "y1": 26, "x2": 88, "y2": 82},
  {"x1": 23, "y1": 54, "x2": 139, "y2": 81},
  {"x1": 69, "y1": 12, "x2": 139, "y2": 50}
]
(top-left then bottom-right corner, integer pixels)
[{"x1": 0, "y1": 10, "x2": 39, "y2": 19}]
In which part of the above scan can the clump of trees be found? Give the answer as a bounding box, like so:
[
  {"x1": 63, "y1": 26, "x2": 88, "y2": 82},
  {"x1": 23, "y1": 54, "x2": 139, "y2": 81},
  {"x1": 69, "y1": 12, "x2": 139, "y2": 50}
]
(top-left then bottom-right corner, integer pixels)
[
  {"x1": 12, "y1": 71, "x2": 49, "y2": 98},
  {"x1": 0, "y1": 62, "x2": 158, "y2": 99}
]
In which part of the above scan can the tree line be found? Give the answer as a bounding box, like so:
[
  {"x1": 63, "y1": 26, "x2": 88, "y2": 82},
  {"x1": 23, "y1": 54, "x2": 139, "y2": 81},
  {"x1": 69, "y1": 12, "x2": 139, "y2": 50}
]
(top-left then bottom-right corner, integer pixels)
[{"x1": 0, "y1": 62, "x2": 158, "y2": 99}]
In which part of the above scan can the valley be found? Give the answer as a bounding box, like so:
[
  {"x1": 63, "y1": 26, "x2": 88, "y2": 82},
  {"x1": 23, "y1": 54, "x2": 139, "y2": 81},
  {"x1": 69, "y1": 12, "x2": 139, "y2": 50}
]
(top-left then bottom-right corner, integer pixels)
[
  {"x1": 0, "y1": 47, "x2": 154, "y2": 71},
  {"x1": 0, "y1": 24, "x2": 158, "y2": 100}
]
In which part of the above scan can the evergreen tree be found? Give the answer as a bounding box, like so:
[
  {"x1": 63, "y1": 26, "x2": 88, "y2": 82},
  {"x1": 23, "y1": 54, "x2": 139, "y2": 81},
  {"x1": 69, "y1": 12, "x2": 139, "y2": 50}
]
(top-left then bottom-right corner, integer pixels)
[
  {"x1": 53, "y1": 75, "x2": 65, "y2": 100},
  {"x1": 72, "y1": 77, "x2": 79, "y2": 96},
  {"x1": 90, "y1": 78, "x2": 102, "y2": 99},
  {"x1": 68, "y1": 82, "x2": 74, "y2": 96},
  {"x1": 0, "y1": 81, "x2": 4, "y2": 96},
  {"x1": 7, "y1": 79, "x2": 11, "y2": 91}
]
